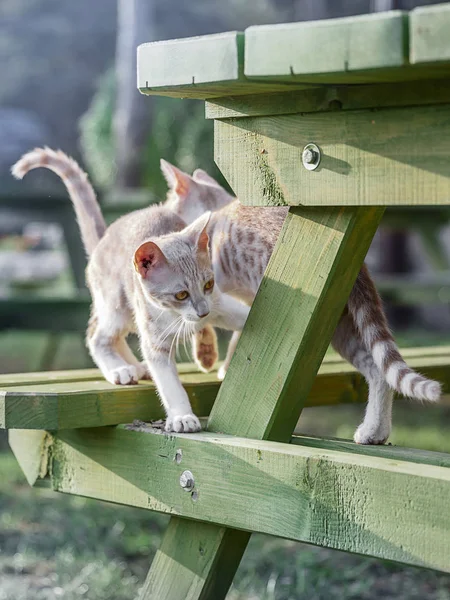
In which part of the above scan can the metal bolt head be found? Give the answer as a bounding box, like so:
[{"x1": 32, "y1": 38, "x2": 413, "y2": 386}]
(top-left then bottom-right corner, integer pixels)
[
  {"x1": 302, "y1": 143, "x2": 321, "y2": 171},
  {"x1": 302, "y1": 148, "x2": 315, "y2": 164},
  {"x1": 180, "y1": 470, "x2": 195, "y2": 491}
]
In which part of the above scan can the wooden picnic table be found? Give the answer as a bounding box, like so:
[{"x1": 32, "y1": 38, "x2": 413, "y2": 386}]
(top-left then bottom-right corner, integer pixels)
[
  {"x1": 3, "y1": 5, "x2": 450, "y2": 599},
  {"x1": 136, "y1": 6, "x2": 450, "y2": 597}
]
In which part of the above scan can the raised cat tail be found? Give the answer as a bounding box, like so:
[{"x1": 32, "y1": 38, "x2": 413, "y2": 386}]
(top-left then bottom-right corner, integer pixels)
[
  {"x1": 348, "y1": 264, "x2": 441, "y2": 402},
  {"x1": 11, "y1": 147, "x2": 106, "y2": 255}
]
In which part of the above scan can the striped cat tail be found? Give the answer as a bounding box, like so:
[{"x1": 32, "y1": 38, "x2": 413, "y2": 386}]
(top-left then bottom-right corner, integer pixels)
[
  {"x1": 348, "y1": 265, "x2": 441, "y2": 402},
  {"x1": 12, "y1": 147, "x2": 106, "y2": 256}
]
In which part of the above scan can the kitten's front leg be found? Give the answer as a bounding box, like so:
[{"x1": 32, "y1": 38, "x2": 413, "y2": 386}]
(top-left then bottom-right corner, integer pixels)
[
  {"x1": 140, "y1": 333, "x2": 201, "y2": 433},
  {"x1": 213, "y1": 293, "x2": 250, "y2": 332},
  {"x1": 192, "y1": 325, "x2": 219, "y2": 373}
]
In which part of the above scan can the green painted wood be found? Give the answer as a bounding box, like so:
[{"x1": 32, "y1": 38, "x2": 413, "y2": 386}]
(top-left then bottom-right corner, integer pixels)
[
  {"x1": 215, "y1": 104, "x2": 450, "y2": 207},
  {"x1": 2, "y1": 348, "x2": 449, "y2": 430},
  {"x1": 0, "y1": 362, "x2": 201, "y2": 387},
  {"x1": 209, "y1": 207, "x2": 380, "y2": 440},
  {"x1": 245, "y1": 12, "x2": 408, "y2": 83},
  {"x1": 140, "y1": 521, "x2": 248, "y2": 600},
  {"x1": 145, "y1": 204, "x2": 384, "y2": 599},
  {"x1": 138, "y1": 31, "x2": 311, "y2": 100},
  {"x1": 0, "y1": 369, "x2": 219, "y2": 430},
  {"x1": 8, "y1": 429, "x2": 51, "y2": 487},
  {"x1": 205, "y1": 78, "x2": 450, "y2": 119},
  {"x1": 47, "y1": 427, "x2": 450, "y2": 573},
  {"x1": 138, "y1": 32, "x2": 243, "y2": 96},
  {"x1": 292, "y1": 435, "x2": 450, "y2": 468},
  {"x1": 410, "y1": 3, "x2": 450, "y2": 65}
]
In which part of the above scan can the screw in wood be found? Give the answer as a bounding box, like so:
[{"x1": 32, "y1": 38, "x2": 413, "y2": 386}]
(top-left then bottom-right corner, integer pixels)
[
  {"x1": 180, "y1": 470, "x2": 195, "y2": 491},
  {"x1": 302, "y1": 143, "x2": 321, "y2": 171}
]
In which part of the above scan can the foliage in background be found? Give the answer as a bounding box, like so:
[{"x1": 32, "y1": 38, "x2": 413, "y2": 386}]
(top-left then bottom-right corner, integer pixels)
[{"x1": 79, "y1": 68, "x2": 229, "y2": 199}]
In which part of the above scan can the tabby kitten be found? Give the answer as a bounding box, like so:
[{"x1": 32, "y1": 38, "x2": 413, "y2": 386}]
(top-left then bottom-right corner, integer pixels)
[
  {"x1": 12, "y1": 148, "x2": 248, "y2": 433},
  {"x1": 168, "y1": 177, "x2": 442, "y2": 445}
]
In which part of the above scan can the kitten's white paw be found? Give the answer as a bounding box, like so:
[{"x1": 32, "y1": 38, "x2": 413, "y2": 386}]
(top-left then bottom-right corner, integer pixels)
[
  {"x1": 165, "y1": 414, "x2": 202, "y2": 433},
  {"x1": 137, "y1": 361, "x2": 152, "y2": 380},
  {"x1": 217, "y1": 364, "x2": 227, "y2": 381},
  {"x1": 354, "y1": 421, "x2": 391, "y2": 445},
  {"x1": 107, "y1": 365, "x2": 139, "y2": 385}
]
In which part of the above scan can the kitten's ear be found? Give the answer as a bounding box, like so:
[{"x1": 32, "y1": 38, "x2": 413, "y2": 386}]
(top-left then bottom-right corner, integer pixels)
[
  {"x1": 184, "y1": 211, "x2": 211, "y2": 254},
  {"x1": 134, "y1": 241, "x2": 167, "y2": 278},
  {"x1": 192, "y1": 168, "x2": 221, "y2": 188},
  {"x1": 160, "y1": 159, "x2": 193, "y2": 197}
]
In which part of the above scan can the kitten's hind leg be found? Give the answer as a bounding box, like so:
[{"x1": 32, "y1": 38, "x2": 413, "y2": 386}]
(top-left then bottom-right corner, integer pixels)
[
  {"x1": 332, "y1": 315, "x2": 393, "y2": 445},
  {"x1": 116, "y1": 338, "x2": 151, "y2": 380},
  {"x1": 192, "y1": 325, "x2": 219, "y2": 373},
  {"x1": 217, "y1": 331, "x2": 241, "y2": 381},
  {"x1": 87, "y1": 312, "x2": 140, "y2": 385}
]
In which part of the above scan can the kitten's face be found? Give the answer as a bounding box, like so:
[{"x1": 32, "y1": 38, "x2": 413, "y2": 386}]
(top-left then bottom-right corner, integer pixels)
[
  {"x1": 161, "y1": 159, "x2": 233, "y2": 225},
  {"x1": 134, "y1": 213, "x2": 216, "y2": 324}
]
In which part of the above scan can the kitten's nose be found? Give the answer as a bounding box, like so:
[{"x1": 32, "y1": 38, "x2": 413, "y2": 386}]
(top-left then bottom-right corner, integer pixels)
[{"x1": 196, "y1": 300, "x2": 209, "y2": 319}]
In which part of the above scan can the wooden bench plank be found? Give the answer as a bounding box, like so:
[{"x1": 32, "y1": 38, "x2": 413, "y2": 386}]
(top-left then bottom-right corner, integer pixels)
[
  {"x1": 31, "y1": 426, "x2": 450, "y2": 573},
  {"x1": 410, "y1": 3, "x2": 450, "y2": 65},
  {"x1": 2, "y1": 348, "x2": 450, "y2": 430}
]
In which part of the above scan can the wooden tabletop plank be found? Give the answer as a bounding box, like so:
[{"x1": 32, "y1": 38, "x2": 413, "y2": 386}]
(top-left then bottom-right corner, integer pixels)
[
  {"x1": 138, "y1": 10, "x2": 450, "y2": 101},
  {"x1": 410, "y1": 3, "x2": 450, "y2": 65},
  {"x1": 245, "y1": 11, "x2": 408, "y2": 82},
  {"x1": 138, "y1": 31, "x2": 311, "y2": 99}
]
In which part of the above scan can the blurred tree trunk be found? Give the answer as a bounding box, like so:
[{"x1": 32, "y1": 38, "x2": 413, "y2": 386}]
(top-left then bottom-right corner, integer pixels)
[
  {"x1": 372, "y1": 0, "x2": 415, "y2": 328},
  {"x1": 114, "y1": 0, "x2": 155, "y2": 188}
]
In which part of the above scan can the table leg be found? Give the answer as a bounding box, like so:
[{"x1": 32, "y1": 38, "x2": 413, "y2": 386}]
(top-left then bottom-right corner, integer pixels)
[{"x1": 140, "y1": 205, "x2": 384, "y2": 600}]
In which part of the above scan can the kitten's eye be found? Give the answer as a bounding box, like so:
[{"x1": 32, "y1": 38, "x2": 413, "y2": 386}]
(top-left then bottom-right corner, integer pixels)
[
  {"x1": 204, "y1": 278, "x2": 214, "y2": 291},
  {"x1": 175, "y1": 291, "x2": 189, "y2": 301}
]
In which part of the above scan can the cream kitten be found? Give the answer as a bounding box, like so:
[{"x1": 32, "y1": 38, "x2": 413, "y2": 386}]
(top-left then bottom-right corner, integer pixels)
[
  {"x1": 12, "y1": 148, "x2": 248, "y2": 433},
  {"x1": 169, "y1": 179, "x2": 442, "y2": 445}
]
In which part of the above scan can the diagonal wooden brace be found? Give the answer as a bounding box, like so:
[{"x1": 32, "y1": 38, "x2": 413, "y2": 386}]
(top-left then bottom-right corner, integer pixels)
[{"x1": 140, "y1": 203, "x2": 384, "y2": 599}]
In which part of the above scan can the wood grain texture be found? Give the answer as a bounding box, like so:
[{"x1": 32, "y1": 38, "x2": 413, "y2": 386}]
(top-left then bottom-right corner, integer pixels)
[
  {"x1": 8, "y1": 429, "x2": 51, "y2": 487},
  {"x1": 410, "y1": 3, "x2": 450, "y2": 65},
  {"x1": 138, "y1": 32, "x2": 243, "y2": 90},
  {"x1": 209, "y1": 206, "x2": 381, "y2": 441},
  {"x1": 46, "y1": 427, "x2": 450, "y2": 573},
  {"x1": 144, "y1": 205, "x2": 383, "y2": 599},
  {"x1": 0, "y1": 366, "x2": 219, "y2": 430},
  {"x1": 137, "y1": 31, "x2": 312, "y2": 99},
  {"x1": 205, "y1": 78, "x2": 450, "y2": 119},
  {"x1": 215, "y1": 105, "x2": 450, "y2": 207},
  {"x1": 2, "y1": 347, "x2": 450, "y2": 430},
  {"x1": 245, "y1": 12, "x2": 408, "y2": 81},
  {"x1": 2, "y1": 348, "x2": 449, "y2": 430}
]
